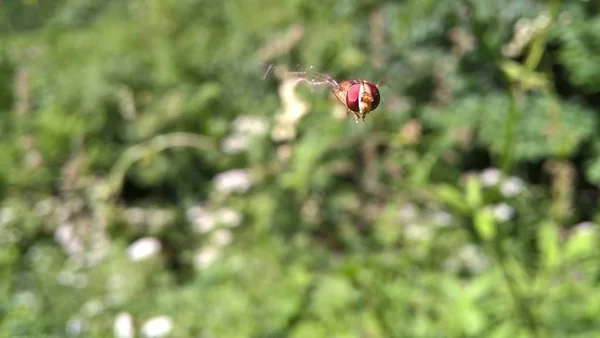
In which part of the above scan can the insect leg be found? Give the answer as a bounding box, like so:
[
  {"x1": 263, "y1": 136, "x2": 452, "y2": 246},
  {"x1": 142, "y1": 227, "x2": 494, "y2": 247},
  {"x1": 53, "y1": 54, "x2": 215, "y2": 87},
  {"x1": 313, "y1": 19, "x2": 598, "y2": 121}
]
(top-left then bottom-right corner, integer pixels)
[{"x1": 351, "y1": 110, "x2": 361, "y2": 123}]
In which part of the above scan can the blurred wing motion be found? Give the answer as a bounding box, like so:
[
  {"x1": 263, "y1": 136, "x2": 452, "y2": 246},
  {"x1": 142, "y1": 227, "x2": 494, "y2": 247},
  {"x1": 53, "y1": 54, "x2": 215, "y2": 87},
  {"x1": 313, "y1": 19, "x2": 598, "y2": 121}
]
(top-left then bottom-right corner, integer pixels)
[{"x1": 262, "y1": 64, "x2": 339, "y2": 91}]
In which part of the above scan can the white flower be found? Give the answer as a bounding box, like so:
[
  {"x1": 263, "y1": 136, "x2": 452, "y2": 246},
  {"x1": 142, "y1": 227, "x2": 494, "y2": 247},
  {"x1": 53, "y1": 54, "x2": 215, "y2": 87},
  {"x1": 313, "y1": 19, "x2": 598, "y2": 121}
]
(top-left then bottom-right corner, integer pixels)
[
  {"x1": 34, "y1": 198, "x2": 57, "y2": 217},
  {"x1": 232, "y1": 115, "x2": 269, "y2": 136},
  {"x1": 194, "y1": 247, "x2": 220, "y2": 270},
  {"x1": 502, "y1": 14, "x2": 551, "y2": 57},
  {"x1": 114, "y1": 312, "x2": 134, "y2": 338},
  {"x1": 107, "y1": 274, "x2": 128, "y2": 305},
  {"x1": 403, "y1": 223, "x2": 432, "y2": 242},
  {"x1": 66, "y1": 317, "x2": 85, "y2": 336},
  {"x1": 220, "y1": 134, "x2": 250, "y2": 154},
  {"x1": 72, "y1": 273, "x2": 88, "y2": 289},
  {"x1": 186, "y1": 206, "x2": 216, "y2": 233},
  {"x1": 492, "y1": 203, "x2": 514, "y2": 222},
  {"x1": 211, "y1": 229, "x2": 233, "y2": 247},
  {"x1": 0, "y1": 207, "x2": 15, "y2": 225},
  {"x1": 54, "y1": 222, "x2": 83, "y2": 256},
  {"x1": 573, "y1": 221, "x2": 597, "y2": 235},
  {"x1": 125, "y1": 207, "x2": 146, "y2": 226},
  {"x1": 14, "y1": 291, "x2": 37, "y2": 309},
  {"x1": 444, "y1": 244, "x2": 489, "y2": 274},
  {"x1": 126, "y1": 237, "x2": 161, "y2": 262},
  {"x1": 457, "y1": 244, "x2": 489, "y2": 273},
  {"x1": 480, "y1": 168, "x2": 502, "y2": 187},
  {"x1": 276, "y1": 144, "x2": 293, "y2": 161},
  {"x1": 54, "y1": 223, "x2": 73, "y2": 246},
  {"x1": 82, "y1": 299, "x2": 104, "y2": 317},
  {"x1": 86, "y1": 231, "x2": 111, "y2": 267},
  {"x1": 146, "y1": 209, "x2": 175, "y2": 230},
  {"x1": 213, "y1": 169, "x2": 252, "y2": 194},
  {"x1": 141, "y1": 316, "x2": 172, "y2": 338},
  {"x1": 56, "y1": 270, "x2": 76, "y2": 286},
  {"x1": 432, "y1": 210, "x2": 452, "y2": 227},
  {"x1": 500, "y1": 177, "x2": 524, "y2": 197},
  {"x1": 215, "y1": 208, "x2": 242, "y2": 227},
  {"x1": 398, "y1": 203, "x2": 418, "y2": 222}
]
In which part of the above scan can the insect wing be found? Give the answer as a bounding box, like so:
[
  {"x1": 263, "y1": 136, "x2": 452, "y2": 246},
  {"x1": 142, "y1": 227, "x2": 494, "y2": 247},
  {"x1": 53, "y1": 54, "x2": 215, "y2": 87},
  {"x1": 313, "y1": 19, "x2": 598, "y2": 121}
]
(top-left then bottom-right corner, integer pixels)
[{"x1": 262, "y1": 64, "x2": 339, "y2": 91}]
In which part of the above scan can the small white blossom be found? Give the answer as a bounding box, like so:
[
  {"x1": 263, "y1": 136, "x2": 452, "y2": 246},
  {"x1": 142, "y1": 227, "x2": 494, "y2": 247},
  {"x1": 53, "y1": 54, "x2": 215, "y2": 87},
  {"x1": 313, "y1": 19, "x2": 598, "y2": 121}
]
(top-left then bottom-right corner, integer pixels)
[
  {"x1": 213, "y1": 169, "x2": 252, "y2": 194},
  {"x1": 106, "y1": 274, "x2": 128, "y2": 306},
  {"x1": 403, "y1": 223, "x2": 432, "y2": 242},
  {"x1": 56, "y1": 204, "x2": 72, "y2": 223},
  {"x1": 56, "y1": 270, "x2": 76, "y2": 286},
  {"x1": 215, "y1": 208, "x2": 242, "y2": 227},
  {"x1": 573, "y1": 221, "x2": 597, "y2": 235},
  {"x1": 194, "y1": 247, "x2": 220, "y2": 270},
  {"x1": 443, "y1": 245, "x2": 488, "y2": 274},
  {"x1": 457, "y1": 244, "x2": 489, "y2": 273},
  {"x1": 54, "y1": 223, "x2": 83, "y2": 256},
  {"x1": 14, "y1": 291, "x2": 37, "y2": 309},
  {"x1": 1, "y1": 227, "x2": 20, "y2": 245},
  {"x1": 480, "y1": 168, "x2": 502, "y2": 187},
  {"x1": 301, "y1": 198, "x2": 320, "y2": 223},
  {"x1": 54, "y1": 223, "x2": 74, "y2": 246},
  {"x1": 34, "y1": 198, "x2": 58, "y2": 217},
  {"x1": 432, "y1": 210, "x2": 453, "y2": 227},
  {"x1": 82, "y1": 299, "x2": 104, "y2": 317},
  {"x1": 500, "y1": 177, "x2": 524, "y2": 197},
  {"x1": 125, "y1": 207, "x2": 146, "y2": 226},
  {"x1": 126, "y1": 237, "x2": 161, "y2": 262},
  {"x1": 66, "y1": 317, "x2": 85, "y2": 336},
  {"x1": 492, "y1": 203, "x2": 514, "y2": 222},
  {"x1": 114, "y1": 312, "x2": 134, "y2": 338},
  {"x1": 502, "y1": 14, "x2": 551, "y2": 57},
  {"x1": 72, "y1": 273, "x2": 88, "y2": 289},
  {"x1": 220, "y1": 134, "x2": 250, "y2": 154},
  {"x1": 85, "y1": 231, "x2": 111, "y2": 267},
  {"x1": 0, "y1": 207, "x2": 15, "y2": 225},
  {"x1": 232, "y1": 115, "x2": 269, "y2": 136},
  {"x1": 187, "y1": 206, "x2": 216, "y2": 233},
  {"x1": 211, "y1": 229, "x2": 233, "y2": 247},
  {"x1": 186, "y1": 205, "x2": 204, "y2": 223},
  {"x1": 276, "y1": 144, "x2": 293, "y2": 161},
  {"x1": 146, "y1": 209, "x2": 175, "y2": 231},
  {"x1": 141, "y1": 316, "x2": 172, "y2": 338},
  {"x1": 398, "y1": 203, "x2": 418, "y2": 222}
]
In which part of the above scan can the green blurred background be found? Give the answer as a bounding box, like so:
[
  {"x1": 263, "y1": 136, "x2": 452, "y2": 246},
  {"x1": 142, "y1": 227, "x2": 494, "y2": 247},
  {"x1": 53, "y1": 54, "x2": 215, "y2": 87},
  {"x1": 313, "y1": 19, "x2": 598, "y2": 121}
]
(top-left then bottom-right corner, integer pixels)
[{"x1": 2, "y1": 0, "x2": 600, "y2": 337}]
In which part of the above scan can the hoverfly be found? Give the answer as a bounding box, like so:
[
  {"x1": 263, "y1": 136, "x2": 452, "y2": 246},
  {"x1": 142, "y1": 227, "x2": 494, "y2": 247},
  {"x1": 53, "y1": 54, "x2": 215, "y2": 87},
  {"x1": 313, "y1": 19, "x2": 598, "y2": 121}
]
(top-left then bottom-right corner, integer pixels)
[{"x1": 263, "y1": 64, "x2": 381, "y2": 123}]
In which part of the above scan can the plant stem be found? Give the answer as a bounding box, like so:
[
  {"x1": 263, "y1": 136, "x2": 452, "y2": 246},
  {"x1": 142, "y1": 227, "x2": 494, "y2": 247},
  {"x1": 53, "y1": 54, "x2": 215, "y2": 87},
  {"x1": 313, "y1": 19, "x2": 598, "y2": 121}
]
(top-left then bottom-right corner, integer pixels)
[
  {"x1": 501, "y1": 84, "x2": 518, "y2": 173},
  {"x1": 108, "y1": 132, "x2": 214, "y2": 200},
  {"x1": 492, "y1": 240, "x2": 541, "y2": 337}
]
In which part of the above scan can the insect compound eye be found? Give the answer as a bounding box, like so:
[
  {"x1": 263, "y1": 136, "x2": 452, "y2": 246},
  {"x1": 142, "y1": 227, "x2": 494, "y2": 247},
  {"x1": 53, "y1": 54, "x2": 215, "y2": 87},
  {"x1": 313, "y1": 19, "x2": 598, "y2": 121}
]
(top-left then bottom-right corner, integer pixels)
[
  {"x1": 366, "y1": 82, "x2": 381, "y2": 110},
  {"x1": 345, "y1": 83, "x2": 361, "y2": 112}
]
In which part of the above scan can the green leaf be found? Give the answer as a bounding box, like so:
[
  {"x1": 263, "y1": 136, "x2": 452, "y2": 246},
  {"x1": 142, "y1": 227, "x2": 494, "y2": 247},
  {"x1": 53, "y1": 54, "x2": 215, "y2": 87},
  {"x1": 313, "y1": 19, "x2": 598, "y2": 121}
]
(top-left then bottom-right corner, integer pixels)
[
  {"x1": 499, "y1": 60, "x2": 548, "y2": 91},
  {"x1": 565, "y1": 227, "x2": 596, "y2": 261},
  {"x1": 537, "y1": 221, "x2": 560, "y2": 270},
  {"x1": 466, "y1": 174, "x2": 483, "y2": 209},
  {"x1": 474, "y1": 208, "x2": 496, "y2": 241},
  {"x1": 434, "y1": 184, "x2": 469, "y2": 214}
]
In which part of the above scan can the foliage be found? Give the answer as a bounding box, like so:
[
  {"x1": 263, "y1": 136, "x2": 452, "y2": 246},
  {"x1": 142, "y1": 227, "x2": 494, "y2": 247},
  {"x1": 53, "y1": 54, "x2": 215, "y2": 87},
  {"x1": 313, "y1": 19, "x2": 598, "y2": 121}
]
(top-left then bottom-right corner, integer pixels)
[{"x1": 1, "y1": 0, "x2": 600, "y2": 337}]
